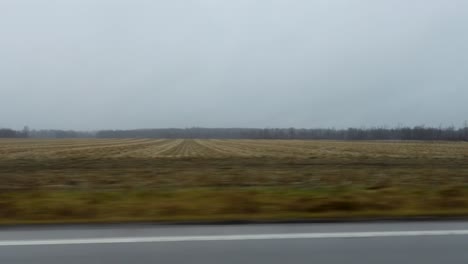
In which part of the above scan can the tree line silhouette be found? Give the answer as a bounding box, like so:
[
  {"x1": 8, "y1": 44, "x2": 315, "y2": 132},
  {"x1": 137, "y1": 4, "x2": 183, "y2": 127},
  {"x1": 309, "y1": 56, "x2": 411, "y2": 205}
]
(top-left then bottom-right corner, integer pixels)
[{"x1": 2, "y1": 126, "x2": 467, "y2": 141}]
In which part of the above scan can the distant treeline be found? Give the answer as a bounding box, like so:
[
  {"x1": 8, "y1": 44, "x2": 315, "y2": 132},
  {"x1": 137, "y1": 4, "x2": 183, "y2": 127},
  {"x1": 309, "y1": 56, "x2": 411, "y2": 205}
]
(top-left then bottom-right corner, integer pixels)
[
  {"x1": 0, "y1": 128, "x2": 94, "y2": 139},
  {"x1": 0, "y1": 128, "x2": 29, "y2": 138},
  {"x1": 96, "y1": 126, "x2": 468, "y2": 141},
  {"x1": 29, "y1": 130, "x2": 96, "y2": 139},
  {"x1": 1, "y1": 126, "x2": 468, "y2": 141}
]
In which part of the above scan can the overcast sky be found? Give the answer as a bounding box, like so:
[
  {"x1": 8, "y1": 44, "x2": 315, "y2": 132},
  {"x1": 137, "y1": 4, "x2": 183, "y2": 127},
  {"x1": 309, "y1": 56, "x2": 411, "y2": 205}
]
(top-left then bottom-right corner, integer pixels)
[{"x1": 1, "y1": 0, "x2": 467, "y2": 130}]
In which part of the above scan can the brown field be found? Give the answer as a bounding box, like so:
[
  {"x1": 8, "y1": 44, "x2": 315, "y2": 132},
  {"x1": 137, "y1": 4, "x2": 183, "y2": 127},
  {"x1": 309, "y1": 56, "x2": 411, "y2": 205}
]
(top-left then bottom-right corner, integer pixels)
[{"x1": 0, "y1": 139, "x2": 468, "y2": 224}]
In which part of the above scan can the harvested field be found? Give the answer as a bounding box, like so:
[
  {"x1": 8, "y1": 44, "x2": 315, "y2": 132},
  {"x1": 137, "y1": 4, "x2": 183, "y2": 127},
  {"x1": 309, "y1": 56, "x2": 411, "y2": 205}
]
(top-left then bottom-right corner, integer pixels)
[
  {"x1": 1, "y1": 138, "x2": 468, "y2": 159},
  {"x1": 0, "y1": 139, "x2": 468, "y2": 223}
]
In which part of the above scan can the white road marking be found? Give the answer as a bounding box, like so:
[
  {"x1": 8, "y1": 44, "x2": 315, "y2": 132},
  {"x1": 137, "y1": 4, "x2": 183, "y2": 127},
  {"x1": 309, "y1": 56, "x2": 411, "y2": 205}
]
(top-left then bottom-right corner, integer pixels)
[{"x1": 1, "y1": 230, "x2": 468, "y2": 246}]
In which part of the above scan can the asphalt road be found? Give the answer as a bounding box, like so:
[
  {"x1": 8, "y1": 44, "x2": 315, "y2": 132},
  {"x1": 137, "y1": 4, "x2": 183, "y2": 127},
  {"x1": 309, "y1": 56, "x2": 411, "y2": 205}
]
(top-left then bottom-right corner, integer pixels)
[{"x1": 1, "y1": 221, "x2": 468, "y2": 263}]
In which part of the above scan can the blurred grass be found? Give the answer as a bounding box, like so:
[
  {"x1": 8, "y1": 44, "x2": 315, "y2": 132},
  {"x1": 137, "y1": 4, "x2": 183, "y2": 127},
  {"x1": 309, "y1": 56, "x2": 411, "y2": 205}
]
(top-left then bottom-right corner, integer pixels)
[
  {"x1": 2, "y1": 187, "x2": 468, "y2": 224},
  {"x1": 0, "y1": 157, "x2": 467, "y2": 189}
]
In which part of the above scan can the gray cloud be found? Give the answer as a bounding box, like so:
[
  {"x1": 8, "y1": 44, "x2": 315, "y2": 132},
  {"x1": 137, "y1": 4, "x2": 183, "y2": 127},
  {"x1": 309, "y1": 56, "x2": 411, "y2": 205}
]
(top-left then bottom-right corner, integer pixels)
[{"x1": 1, "y1": 0, "x2": 467, "y2": 130}]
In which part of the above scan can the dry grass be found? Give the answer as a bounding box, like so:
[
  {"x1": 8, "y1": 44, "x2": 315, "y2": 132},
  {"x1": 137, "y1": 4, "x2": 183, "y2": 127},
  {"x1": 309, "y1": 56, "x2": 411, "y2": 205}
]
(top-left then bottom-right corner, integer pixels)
[
  {"x1": 1, "y1": 187, "x2": 468, "y2": 224},
  {"x1": 0, "y1": 139, "x2": 468, "y2": 223}
]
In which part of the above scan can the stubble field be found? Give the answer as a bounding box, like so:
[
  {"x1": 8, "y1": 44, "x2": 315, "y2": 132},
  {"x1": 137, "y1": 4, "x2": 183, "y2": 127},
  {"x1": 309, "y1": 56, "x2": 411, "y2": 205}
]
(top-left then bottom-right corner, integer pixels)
[{"x1": 1, "y1": 139, "x2": 468, "y2": 224}]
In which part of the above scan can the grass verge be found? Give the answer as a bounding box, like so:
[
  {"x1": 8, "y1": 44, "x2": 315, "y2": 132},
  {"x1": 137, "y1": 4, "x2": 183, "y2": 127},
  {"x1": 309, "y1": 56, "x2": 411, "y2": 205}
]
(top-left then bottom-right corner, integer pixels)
[{"x1": 1, "y1": 186, "x2": 468, "y2": 225}]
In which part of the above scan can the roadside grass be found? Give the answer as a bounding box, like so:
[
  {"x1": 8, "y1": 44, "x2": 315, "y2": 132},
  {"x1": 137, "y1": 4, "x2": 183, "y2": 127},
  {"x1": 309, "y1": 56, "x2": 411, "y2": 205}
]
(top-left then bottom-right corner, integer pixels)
[{"x1": 1, "y1": 187, "x2": 468, "y2": 224}]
